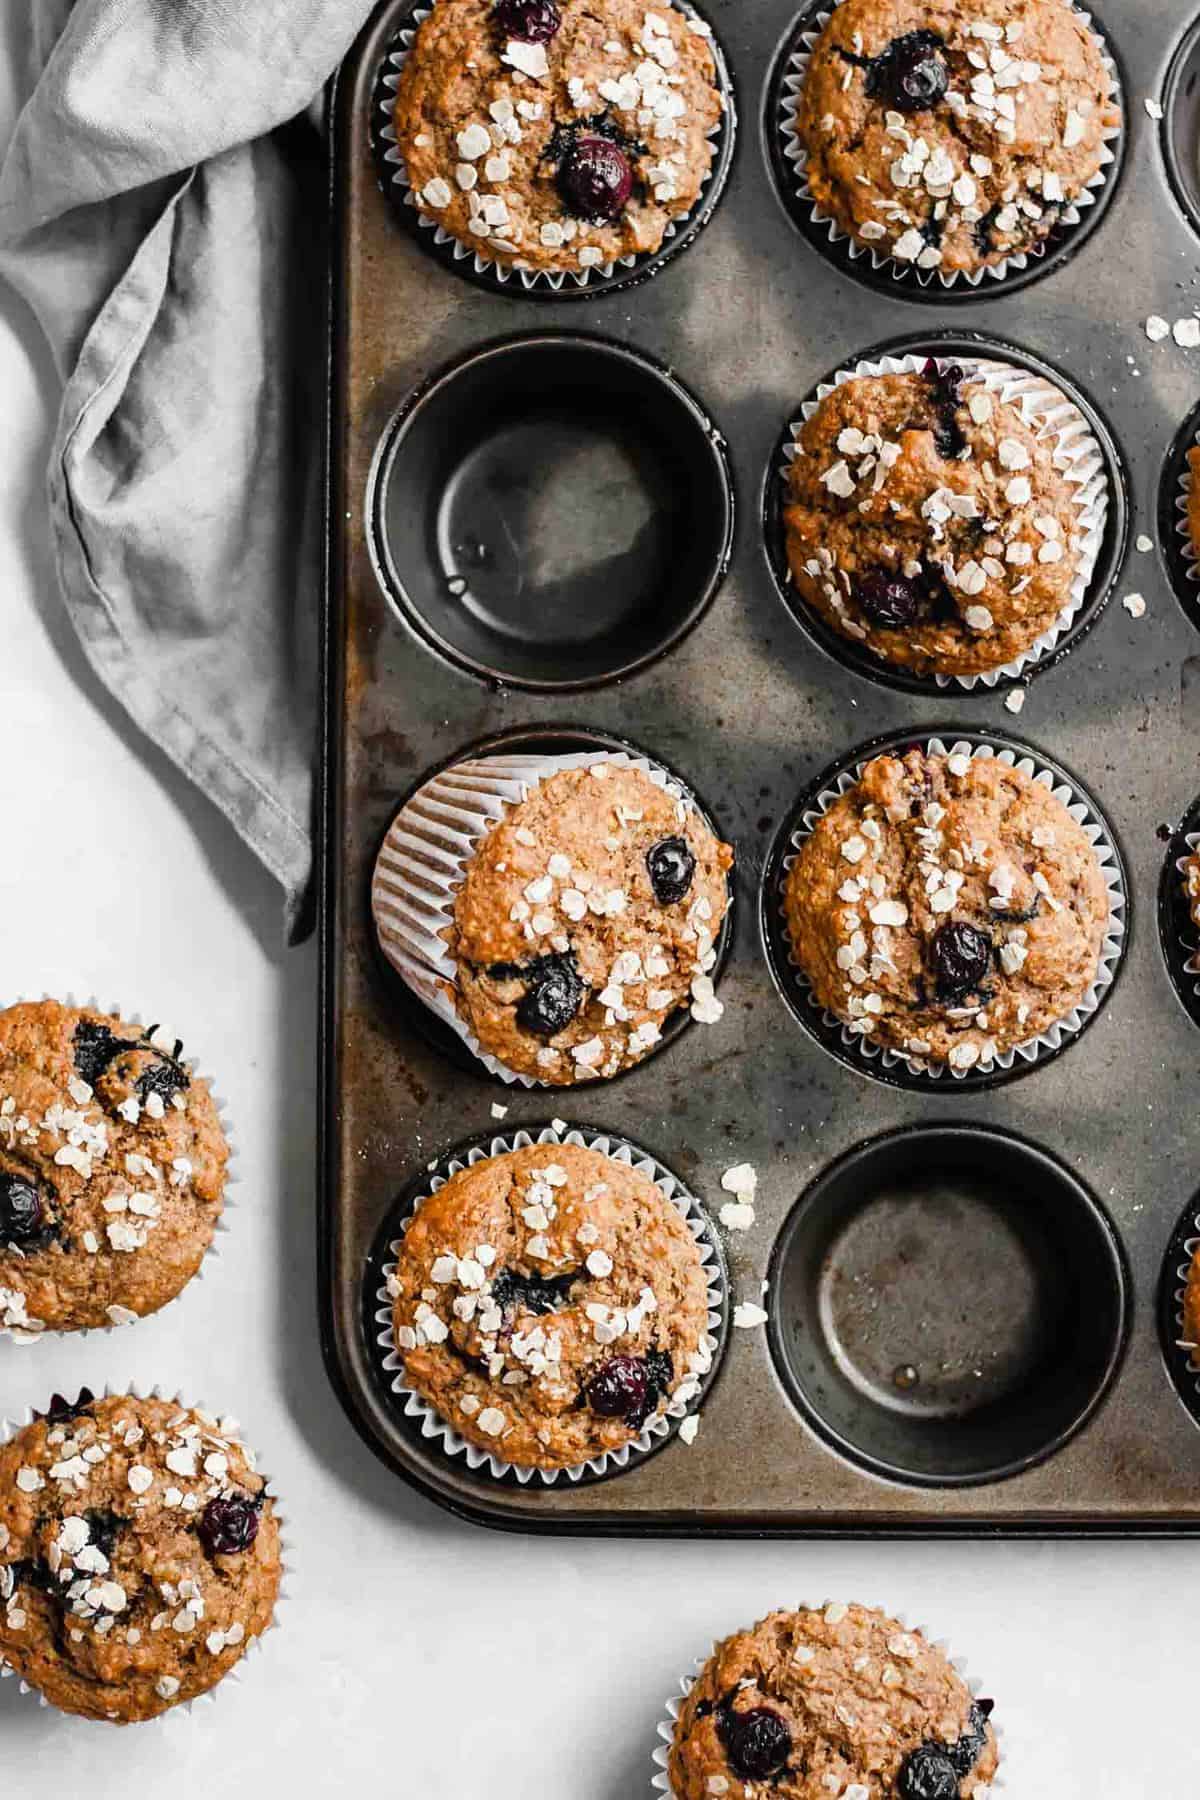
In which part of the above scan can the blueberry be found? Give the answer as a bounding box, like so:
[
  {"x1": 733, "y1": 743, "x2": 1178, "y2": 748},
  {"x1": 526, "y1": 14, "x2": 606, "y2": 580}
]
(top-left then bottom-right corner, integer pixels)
[
  {"x1": 629, "y1": 1347, "x2": 674, "y2": 1428},
  {"x1": 198, "y1": 1496, "x2": 261, "y2": 1558},
  {"x1": 557, "y1": 136, "x2": 634, "y2": 222},
  {"x1": 72, "y1": 1018, "x2": 133, "y2": 1086},
  {"x1": 865, "y1": 31, "x2": 949, "y2": 113},
  {"x1": 82, "y1": 1510, "x2": 123, "y2": 1562},
  {"x1": 717, "y1": 1705, "x2": 793, "y2": 1781},
  {"x1": 898, "y1": 1745, "x2": 960, "y2": 1800},
  {"x1": 929, "y1": 921, "x2": 992, "y2": 1001},
  {"x1": 135, "y1": 1057, "x2": 190, "y2": 1107},
  {"x1": 514, "y1": 952, "x2": 584, "y2": 1038},
  {"x1": 0, "y1": 1174, "x2": 44, "y2": 1245},
  {"x1": 922, "y1": 359, "x2": 967, "y2": 459},
  {"x1": 854, "y1": 571, "x2": 923, "y2": 629},
  {"x1": 646, "y1": 836, "x2": 696, "y2": 905},
  {"x1": 489, "y1": 1268, "x2": 575, "y2": 1316},
  {"x1": 36, "y1": 1389, "x2": 95, "y2": 1424},
  {"x1": 585, "y1": 1355, "x2": 648, "y2": 1422},
  {"x1": 946, "y1": 1701, "x2": 993, "y2": 1775},
  {"x1": 494, "y1": 0, "x2": 560, "y2": 40}
]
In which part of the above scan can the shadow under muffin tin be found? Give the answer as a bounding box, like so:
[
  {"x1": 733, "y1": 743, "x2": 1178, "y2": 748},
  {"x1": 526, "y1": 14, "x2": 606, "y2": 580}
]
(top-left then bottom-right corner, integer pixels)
[{"x1": 321, "y1": 0, "x2": 1200, "y2": 1532}]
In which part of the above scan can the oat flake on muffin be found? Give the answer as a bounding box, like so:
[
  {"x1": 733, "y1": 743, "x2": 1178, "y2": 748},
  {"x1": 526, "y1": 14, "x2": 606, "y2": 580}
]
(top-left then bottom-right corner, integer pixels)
[
  {"x1": 392, "y1": 0, "x2": 724, "y2": 274},
  {"x1": 0, "y1": 1001, "x2": 229, "y2": 1337},
  {"x1": 442, "y1": 761, "x2": 733, "y2": 1085},
  {"x1": 0, "y1": 1394, "x2": 280, "y2": 1723},
  {"x1": 668, "y1": 1602, "x2": 999, "y2": 1799},
  {"x1": 783, "y1": 747, "x2": 1110, "y2": 1070},
  {"x1": 388, "y1": 1141, "x2": 712, "y2": 1469},
  {"x1": 796, "y1": 0, "x2": 1119, "y2": 277},
  {"x1": 783, "y1": 360, "x2": 1087, "y2": 678}
]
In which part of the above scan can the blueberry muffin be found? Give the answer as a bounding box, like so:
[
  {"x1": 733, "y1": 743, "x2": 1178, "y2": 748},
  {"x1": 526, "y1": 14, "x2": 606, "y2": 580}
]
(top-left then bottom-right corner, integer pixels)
[
  {"x1": 393, "y1": 0, "x2": 725, "y2": 275},
  {"x1": 1183, "y1": 1247, "x2": 1200, "y2": 1358},
  {"x1": 783, "y1": 748, "x2": 1110, "y2": 1071},
  {"x1": 669, "y1": 1603, "x2": 999, "y2": 1799},
  {"x1": 796, "y1": 0, "x2": 1119, "y2": 277},
  {"x1": 0, "y1": 1393, "x2": 281, "y2": 1722},
  {"x1": 0, "y1": 1001, "x2": 229, "y2": 1337},
  {"x1": 783, "y1": 361, "x2": 1085, "y2": 678},
  {"x1": 443, "y1": 762, "x2": 733, "y2": 1084},
  {"x1": 1181, "y1": 845, "x2": 1200, "y2": 938},
  {"x1": 388, "y1": 1141, "x2": 712, "y2": 1469},
  {"x1": 1187, "y1": 447, "x2": 1200, "y2": 563}
]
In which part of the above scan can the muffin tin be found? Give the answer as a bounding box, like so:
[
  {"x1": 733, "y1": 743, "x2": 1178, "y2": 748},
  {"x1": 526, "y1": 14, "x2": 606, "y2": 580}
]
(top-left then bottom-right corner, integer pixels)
[{"x1": 321, "y1": 0, "x2": 1200, "y2": 1532}]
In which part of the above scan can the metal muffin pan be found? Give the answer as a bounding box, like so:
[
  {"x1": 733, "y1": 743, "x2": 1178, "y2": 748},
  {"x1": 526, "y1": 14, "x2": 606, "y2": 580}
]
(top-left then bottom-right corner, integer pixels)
[{"x1": 321, "y1": 0, "x2": 1200, "y2": 1532}]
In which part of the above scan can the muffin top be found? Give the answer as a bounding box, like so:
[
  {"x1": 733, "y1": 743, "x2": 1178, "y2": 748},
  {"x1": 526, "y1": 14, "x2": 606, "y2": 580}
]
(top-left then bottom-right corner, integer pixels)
[
  {"x1": 782, "y1": 362, "x2": 1084, "y2": 678},
  {"x1": 393, "y1": 0, "x2": 724, "y2": 273},
  {"x1": 669, "y1": 1603, "x2": 999, "y2": 1800},
  {"x1": 388, "y1": 1141, "x2": 712, "y2": 1469},
  {"x1": 783, "y1": 748, "x2": 1111, "y2": 1069},
  {"x1": 1184, "y1": 1250, "x2": 1200, "y2": 1358},
  {"x1": 0, "y1": 1394, "x2": 280, "y2": 1723},
  {"x1": 1187, "y1": 448, "x2": 1200, "y2": 563},
  {"x1": 797, "y1": 0, "x2": 1118, "y2": 276},
  {"x1": 447, "y1": 762, "x2": 733, "y2": 1084},
  {"x1": 0, "y1": 1001, "x2": 229, "y2": 1336}
]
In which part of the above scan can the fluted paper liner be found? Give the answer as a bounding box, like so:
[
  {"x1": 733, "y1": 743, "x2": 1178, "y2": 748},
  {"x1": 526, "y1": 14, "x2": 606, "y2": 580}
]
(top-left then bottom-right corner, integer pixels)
[{"x1": 373, "y1": 1123, "x2": 725, "y2": 1485}]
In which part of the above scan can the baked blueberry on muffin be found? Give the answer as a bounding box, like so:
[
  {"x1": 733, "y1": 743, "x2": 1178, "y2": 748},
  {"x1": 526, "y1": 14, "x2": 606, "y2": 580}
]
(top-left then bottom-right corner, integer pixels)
[
  {"x1": 782, "y1": 361, "x2": 1088, "y2": 678},
  {"x1": 392, "y1": 0, "x2": 725, "y2": 274},
  {"x1": 0, "y1": 1394, "x2": 281, "y2": 1722},
  {"x1": 442, "y1": 762, "x2": 733, "y2": 1085},
  {"x1": 387, "y1": 1142, "x2": 712, "y2": 1469},
  {"x1": 783, "y1": 748, "x2": 1110, "y2": 1071},
  {"x1": 0, "y1": 1001, "x2": 229, "y2": 1337},
  {"x1": 796, "y1": 0, "x2": 1119, "y2": 277},
  {"x1": 669, "y1": 1603, "x2": 999, "y2": 1799}
]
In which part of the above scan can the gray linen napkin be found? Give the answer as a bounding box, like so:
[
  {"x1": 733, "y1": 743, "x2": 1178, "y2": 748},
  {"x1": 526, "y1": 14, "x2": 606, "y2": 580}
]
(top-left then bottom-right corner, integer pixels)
[{"x1": 0, "y1": 0, "x2": 375, "y2": 937}]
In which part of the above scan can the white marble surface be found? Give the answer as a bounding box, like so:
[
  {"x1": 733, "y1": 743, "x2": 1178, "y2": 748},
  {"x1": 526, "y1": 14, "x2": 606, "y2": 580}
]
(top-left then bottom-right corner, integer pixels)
[{"x1": 0, "y1": 25, "x2": 1195, "y2": 1795}]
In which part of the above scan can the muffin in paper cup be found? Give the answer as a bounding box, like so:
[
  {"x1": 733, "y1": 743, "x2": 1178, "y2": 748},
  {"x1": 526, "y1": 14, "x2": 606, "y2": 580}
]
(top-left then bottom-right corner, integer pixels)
[
  {"x1": 371, "y1": 744, "x2": 734, "y2": 1087},
  {"x1": 1163, "y1": 409, "x2": 1200, "y2": 627},
  {"x1": 370, "y1": 1123, "x2": 727, "y2": 1487},
  {"x1": 768, "y1": 348, "x2": 1112, "y2": 692},
  {"x1": 370, "y1": 0, "x2": 736, "y2": 299},
  {"x1": 0, "y1": 997, "x2": 236, "y2": 1343},
  {"x1": 653, "y1": 1603, "x2": 1005, "y2": 1798},
  {"x1": 0, "y1": 1384, "x2": 288, "y2": 1723},
  {"x1": 1157, "y1": 797, "x2": 1200, "y2": 1033},
  {"x1": 763, "y1": 732, "x2": 1127, "y2": 1090},
  {"x1": 771, "y1": 0, "x2": 1123, "y2": 297}
]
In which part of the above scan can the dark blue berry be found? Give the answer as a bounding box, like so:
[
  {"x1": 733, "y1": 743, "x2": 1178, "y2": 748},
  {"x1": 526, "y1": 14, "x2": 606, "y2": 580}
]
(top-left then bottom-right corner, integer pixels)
[
  {"x1": 946, "y1": 1701, "x2": 992, "y2": 1775},
  {"x1": 0, "y1": 1173, "x2": 44, "y2": 1244},
  {"x1": 899, "y1": 1745, "x2": 960, "y2": 1800},
  {"x1": 558, "y1": 136, "x2": 633, "y2": 222},
  {"x1": 866, "y1": 31, "x2": 949, "y2": 113},
  {"x1": 36, "y1": 1389, "x2": 95, "y2": 1424},
  {"x1": 923, "y1": 359, "x2": 967, "y2": 459},
  {"x1": 646, "y1": 837, "x2": 696, "y2": 905},
  {"x1": 854, "y1": 571, "x2": 923, "y2": 629},
  {"x1": 585, "y1": 1355, "x2": 648, "y2": 1422},
  {"x1": 72, "y1": 1019, "x2": 133, "y2": 1086},
  {"x1": 489, "y1": 1268, "x2": 575, "y2": 1316},
  {"x1": 718, "y1": 1705, "x2": 793, "y2": 1780},
  {"x1": 514, "y1": 952, "x2": 584, "y2": 1037},
  {"x1": 494, "y1": 0, "x2": 560, "y2": 40},
  {"x1": 198, "y1": 1496, "x2": 260, "y2": 1558},
  {"x1": 929, "y1": 922, "x2": 993, "y2": 1001}
]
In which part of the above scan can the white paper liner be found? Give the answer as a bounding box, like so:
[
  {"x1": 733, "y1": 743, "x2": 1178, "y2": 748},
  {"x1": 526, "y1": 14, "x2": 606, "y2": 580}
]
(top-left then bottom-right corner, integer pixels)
[
  {"x1": 1170, "y1": 1210, "x2": 1200, "y2": 1380},
  {"x1": 1173, "y1": 830, "x2": 1200, "y2": 994},
  {"x1": 372, "y1": 748, "x2": 726, "y2": 1086},
  {"x1": 0, "y1": 996, "x2": 237, "y2": 1345},
  {"x1": 1172, "y1": 425, "x2": 1200, "y2": 585},
  {"x1": 0, "y1": 1383, "x2": 289, "y2": 1723},
  {"x1": 652, "y1": 1610, "x2": 1006, "y2": 1796},
  {"x1": 776, "y1": 2, "x2": 1121, "y2": 292},
  {"x1": 373, "y1": 1123, "x2": 725, "y2": 1485},
  {"x1": 373, "y1": 2, "x2": 732, "y2": 294},
  {"x1": 778, "y1": 735, "x2": 1126, "y2": 1083},
  {"x1": 777, "y1": 352, "x2": 1110, "y2": 691}
]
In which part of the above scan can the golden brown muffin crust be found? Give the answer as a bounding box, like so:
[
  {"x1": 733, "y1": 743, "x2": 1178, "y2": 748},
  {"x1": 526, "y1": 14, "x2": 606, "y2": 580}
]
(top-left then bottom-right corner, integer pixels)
[
  {"x1": 0, "y1": 1001, "x2": 229, "y2": 1335},
  {"x1": 0, "y1": 1396, "x2": 280, "y2": 1723},
  {"x1": 783, "y1": 366, "x2": 1083, "y2": 677},
  {"x1": 783, "y1": 749, "x2": 1110, "y2": 1068},
  {"x1": 389, "y1": 1142, "x2": 711, "y2": 1469},
  {"x1": 797, "y1": 0, "x2": 1117, "y2": 276},
  {"x1": 446, "y1": 763, "x2": 733, "y2": 1084},
  {"x1": 1187, "y1": 447, "x2": 1200, "y2": 564},
  {"x1": 393, "y1": 0, "x2": 723, "y2": 272},
  {"x1": 669, "y1": 1603, "x2": 999, "y2": 1799}
]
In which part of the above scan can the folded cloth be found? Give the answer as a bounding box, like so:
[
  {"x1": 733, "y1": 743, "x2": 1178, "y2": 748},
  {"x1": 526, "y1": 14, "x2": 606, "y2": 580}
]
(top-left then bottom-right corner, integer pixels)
[{"x1": 0, "y1": 0, "x2": 375, "y2": 938}]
